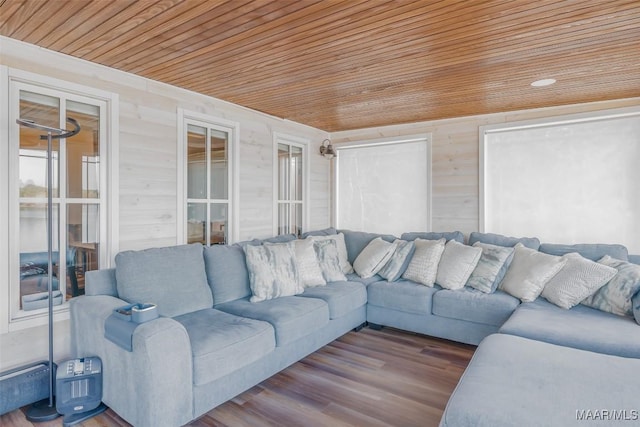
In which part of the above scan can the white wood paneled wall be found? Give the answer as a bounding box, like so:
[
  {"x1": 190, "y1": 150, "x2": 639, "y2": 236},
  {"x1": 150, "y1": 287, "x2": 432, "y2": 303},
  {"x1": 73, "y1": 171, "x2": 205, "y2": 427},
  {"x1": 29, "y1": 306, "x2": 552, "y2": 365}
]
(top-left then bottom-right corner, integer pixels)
[
  {"x1": 0, "y1": 36, "x2": 330, "y2": 369},
  {"x1": 330, "y1": 97, "x2": 640, "y2": 237}
]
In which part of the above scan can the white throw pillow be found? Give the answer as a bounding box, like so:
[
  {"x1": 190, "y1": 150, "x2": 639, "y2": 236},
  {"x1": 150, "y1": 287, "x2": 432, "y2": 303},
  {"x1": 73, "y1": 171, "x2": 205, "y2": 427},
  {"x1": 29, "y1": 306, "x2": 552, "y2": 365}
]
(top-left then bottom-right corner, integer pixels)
[
  {"x1": 353, "y1": 237, "x2": 398, "y2": 279},
  {"x1": 293, "y1": 239, "x2": 326, "y2": 288},
  {"x1": 402, "y1": 238, "x2": 446, "y2": 287},
  {"x1": 313, "y1": 238, "x2": 347, "y2": 282},
  {"x1": 308, "y1": 233, "x2": 353, "y2": 274},
  {"x1": 436, "y1": 240, "x2": 483, "y2": 290},
  {"x1": 541, "y1": 252, "x2": 617, "y2": 309},
  {"x1": 378, "y1": 239, "x2": 415, "y2": 282},
  {"x1": 499, "y1": 244, "x2": 566, "y2": 302},
  {"x1": 581, "y1": 255, "x2": 640, "y2": 317},
  {"x1": 466, "y1": 242, "x2": 515, "y2": 293},
  {"x1": 244, "y1": 241, "x2": 303, "y2": 302}
]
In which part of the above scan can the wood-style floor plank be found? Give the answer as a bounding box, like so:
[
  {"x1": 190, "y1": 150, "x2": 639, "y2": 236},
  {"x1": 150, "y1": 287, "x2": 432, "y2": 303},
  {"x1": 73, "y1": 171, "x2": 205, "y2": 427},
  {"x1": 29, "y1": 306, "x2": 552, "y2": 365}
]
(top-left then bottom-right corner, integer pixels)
[{"x1": 0, "y1": 327, "x2": 475, "y2": 427}]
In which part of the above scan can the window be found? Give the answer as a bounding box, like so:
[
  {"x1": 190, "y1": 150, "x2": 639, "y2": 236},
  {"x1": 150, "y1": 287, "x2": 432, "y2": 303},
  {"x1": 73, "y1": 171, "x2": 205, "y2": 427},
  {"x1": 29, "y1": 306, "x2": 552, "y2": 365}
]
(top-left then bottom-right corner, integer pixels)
[
  {"x1": 480, "y1": 107, "x2": 640, "y2": 253},
  {"x1": 335, "y1": 135, "x2": 431, "y2": 236},
  {"x1": 179, "y1": 111, "x2": 238, "y2": 245},
  {"x1": 274, "y1": 133, "x2": 309, "y2": 236},
  {"x1": 4, "y1": 68, "x2": 115, "y2": 329}
]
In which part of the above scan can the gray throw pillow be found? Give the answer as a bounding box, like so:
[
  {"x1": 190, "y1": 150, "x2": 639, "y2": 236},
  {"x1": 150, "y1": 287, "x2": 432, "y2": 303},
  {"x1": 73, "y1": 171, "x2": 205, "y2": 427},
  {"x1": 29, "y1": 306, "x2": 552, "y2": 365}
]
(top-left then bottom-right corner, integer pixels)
[
  {"x1": 582, "y1": 255, "x2": 640, "y2": 317},
  {"x1": 436, "y1": 240, "x2": 482, "y2": 290},
  {"x1": 378, "y1": 240, "x2": 415, "y2": 282},
  {"x1": 466, "y1": 242, "x2": 515, "y2": 293},
  {"x1": 353, "y1": 237, "x2": 398, "y2": 279},
  {"x1": 313, "y1": 239, "x2": 347, "y2": 282},
  {"x1": 402, "y1": 238, "x2": 446, "y2": 287}
]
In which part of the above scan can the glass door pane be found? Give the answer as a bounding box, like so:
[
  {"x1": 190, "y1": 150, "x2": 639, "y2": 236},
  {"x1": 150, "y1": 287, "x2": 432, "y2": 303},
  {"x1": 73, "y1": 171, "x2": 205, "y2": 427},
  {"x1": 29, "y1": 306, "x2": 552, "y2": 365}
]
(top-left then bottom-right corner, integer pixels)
[
  {"x1": 210, "y1": 129, "x2": 228, "y2": 200},
  {"x1": 210, "y1": 203, "x2": 227, "y2": 244},
  {"x1": 187, "y1": 203, "x2": 206, "y2": 244},
  {"x1": 278, "y1": 143, "x2": 290, "y2": 201},
  {"x1": 187, "y1": 125, "x2": 207, "y2": 199},
  {"x1": 66, "y1": 100, "x2": 100, "y2": 199},
  {"x1": 67, "y1": 204, "x2": 99, "y2": 297}
]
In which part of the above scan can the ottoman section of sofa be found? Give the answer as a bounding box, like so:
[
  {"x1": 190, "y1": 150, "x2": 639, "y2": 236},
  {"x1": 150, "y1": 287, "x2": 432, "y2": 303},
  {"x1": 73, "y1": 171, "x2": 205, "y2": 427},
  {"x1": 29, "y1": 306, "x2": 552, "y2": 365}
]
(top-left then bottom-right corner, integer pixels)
[
  {"x1": 499, "y1": 298, "x2": 640, "y2": 358},
  {"x1": 299, "y1": 281, "x2": 367, "y2": 319},
  {"x1": 440, "y1": 334, "x2": 640, "y2": 427},
  {"x1": 174, "y1": 308, "x2": 275, "y2": 386},
  {"x1": 367, "y1": 279, "x2": 437, "y2": 316},
  {"x1": 216, "y1": 296, "x2": 329, "y2": 347},
  {"x1": 432, "y1": 288, "x2": 520, "y2": 327}
]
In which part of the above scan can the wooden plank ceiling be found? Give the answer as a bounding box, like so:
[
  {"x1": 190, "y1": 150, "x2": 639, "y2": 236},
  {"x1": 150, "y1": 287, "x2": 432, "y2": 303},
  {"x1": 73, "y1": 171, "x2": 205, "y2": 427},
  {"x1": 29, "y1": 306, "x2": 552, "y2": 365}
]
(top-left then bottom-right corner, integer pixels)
[{"x1": 1, "y1": 0, "x2": 639, "y2": 132}]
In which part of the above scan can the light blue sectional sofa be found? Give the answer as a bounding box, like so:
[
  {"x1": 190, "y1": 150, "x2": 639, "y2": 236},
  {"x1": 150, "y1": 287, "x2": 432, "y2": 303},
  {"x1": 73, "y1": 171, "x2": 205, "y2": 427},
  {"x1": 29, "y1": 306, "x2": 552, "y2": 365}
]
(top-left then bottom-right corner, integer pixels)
[{"x1": 70, "y1": 228, "x2": 640, "y2": 427}]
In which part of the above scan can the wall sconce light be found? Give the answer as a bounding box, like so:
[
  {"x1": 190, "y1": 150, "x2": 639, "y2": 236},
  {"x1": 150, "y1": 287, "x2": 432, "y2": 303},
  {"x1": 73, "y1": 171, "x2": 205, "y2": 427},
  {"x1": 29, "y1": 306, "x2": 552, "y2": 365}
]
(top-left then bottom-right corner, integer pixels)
[{"x1": 319, "y1": 139, "x2": 335, "y2": 159}]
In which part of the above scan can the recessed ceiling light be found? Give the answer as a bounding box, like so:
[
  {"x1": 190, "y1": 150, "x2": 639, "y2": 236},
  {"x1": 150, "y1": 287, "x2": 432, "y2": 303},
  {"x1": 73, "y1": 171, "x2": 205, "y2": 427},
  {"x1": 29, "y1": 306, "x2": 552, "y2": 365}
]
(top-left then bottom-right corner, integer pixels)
[{"x1": 531, "y1": 78, "x2": 556, "y2": 87}]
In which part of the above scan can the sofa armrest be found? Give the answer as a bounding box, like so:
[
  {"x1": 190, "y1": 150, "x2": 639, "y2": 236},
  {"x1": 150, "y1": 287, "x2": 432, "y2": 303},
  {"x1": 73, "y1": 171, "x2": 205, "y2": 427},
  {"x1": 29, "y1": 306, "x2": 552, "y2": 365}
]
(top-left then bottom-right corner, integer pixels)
[{"x1": 70, "y1": 296, "x2": 193, "y2": 427}]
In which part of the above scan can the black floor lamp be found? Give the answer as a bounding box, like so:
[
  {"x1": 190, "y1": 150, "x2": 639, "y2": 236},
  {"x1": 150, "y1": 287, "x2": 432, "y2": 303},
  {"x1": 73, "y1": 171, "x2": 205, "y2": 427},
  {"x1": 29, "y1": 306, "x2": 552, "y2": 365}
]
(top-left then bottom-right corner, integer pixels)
[{"x1": 15, "y1": 117, "x2": 81, "y2": 422}]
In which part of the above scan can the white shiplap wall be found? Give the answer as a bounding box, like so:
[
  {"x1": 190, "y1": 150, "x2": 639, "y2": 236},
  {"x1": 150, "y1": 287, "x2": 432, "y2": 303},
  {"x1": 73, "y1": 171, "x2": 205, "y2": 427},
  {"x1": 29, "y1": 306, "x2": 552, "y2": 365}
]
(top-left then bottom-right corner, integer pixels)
[{"x1": 0, "y1": 36, "x2": 330, "y2": 370}]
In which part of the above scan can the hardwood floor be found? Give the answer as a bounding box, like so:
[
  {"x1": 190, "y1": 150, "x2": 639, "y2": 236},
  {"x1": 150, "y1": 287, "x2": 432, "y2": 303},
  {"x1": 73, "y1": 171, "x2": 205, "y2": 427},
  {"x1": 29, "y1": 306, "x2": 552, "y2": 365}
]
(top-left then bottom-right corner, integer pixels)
[{"x1": 1, "y1": 327, "x2": 475, "y2": 427}]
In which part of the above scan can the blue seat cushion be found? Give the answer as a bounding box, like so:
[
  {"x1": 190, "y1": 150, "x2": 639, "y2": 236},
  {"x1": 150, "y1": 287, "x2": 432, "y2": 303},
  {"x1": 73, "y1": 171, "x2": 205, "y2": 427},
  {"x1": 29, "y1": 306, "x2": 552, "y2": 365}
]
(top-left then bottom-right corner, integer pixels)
[
  {"x1": 499, "y1": 298, "x2": 640, "y2": 358},
  {"x1": 432, "y1": 288, "x2": 520, "y2": 327},
  {"x1": 216, "y1": 296, "x2": 329, "y2": 347},
  {"x1": 367, "y1": 280, "x2": 437, "y2": 315},
  {"x1": 440, "y1": 334, "x2": 640, "y2": 427},
  {"x1": 299, "y1": 281, "x2": 367, "y2": 319},
  {"x1": 174, "y1": 309, "x2": 275, "y2": 386}
]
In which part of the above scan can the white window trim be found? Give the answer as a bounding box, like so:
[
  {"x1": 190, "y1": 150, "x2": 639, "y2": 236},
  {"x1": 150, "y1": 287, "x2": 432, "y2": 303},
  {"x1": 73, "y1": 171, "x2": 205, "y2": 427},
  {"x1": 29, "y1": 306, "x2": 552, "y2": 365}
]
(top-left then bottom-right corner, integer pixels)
[
  {"x1": 1, "y1": 66, "x2": 119, "y2": 333},
  {"x1": 333, "y1": 134, "x2": 432, "y2": 231},
  {"x1": 177, "y1": 108, "x2": 239, "y2": 244},
  {"x1": 478, "y1": 105, "x2": 640, "y2": 232},
  {"x1": 272, "y1": 132, "x2": 310, "y2": 236}
]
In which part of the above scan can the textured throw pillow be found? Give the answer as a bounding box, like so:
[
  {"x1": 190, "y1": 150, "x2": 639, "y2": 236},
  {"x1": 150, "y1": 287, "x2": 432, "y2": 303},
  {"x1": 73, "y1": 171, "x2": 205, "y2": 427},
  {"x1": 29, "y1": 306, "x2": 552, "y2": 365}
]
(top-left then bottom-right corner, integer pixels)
[
  {"x1": 466, "y1": 242, "x2": 515, "y2": 293},
  {"x1": 435, "y1": 240, "x2": 483, "y2": 290},
  {"x1": 293, "y1": 239, "x2": 326, "y2": 288},
  {"x1": 541, "y1": 252, "x2": 617, "y2": 309},
  {"x1": 581, "y1": 255, "x2": 640, "y2": 317},
  {"x1": 378, "y1": 240, "x2": 415, "y2": 282},
  {"x1": 308, "y1": 233, "x2": 353, "y2": 274},
  {"x1": 313, "y1": 239, "x2": 347, "y2": 282},
  {"x1": 244, "y1": 241, "x2": 303, "y2": 302},
  {"x1": 499, "y1": 244, "x2": 567, "y2": 302},
  {"x1": 402, "y1": 238, "x2": 446, "y2": 287},
  {"x1": 353, "y1": 237, "x2": 398, "y2": 279}
]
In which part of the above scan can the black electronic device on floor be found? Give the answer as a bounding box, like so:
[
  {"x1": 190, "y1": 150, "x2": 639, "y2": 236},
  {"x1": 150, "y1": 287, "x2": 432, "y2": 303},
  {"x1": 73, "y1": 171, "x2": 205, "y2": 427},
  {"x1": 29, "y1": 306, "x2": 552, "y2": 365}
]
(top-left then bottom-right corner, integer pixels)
[{"x1": 55, "y1": 357, "x2": 107, "y2": 426}]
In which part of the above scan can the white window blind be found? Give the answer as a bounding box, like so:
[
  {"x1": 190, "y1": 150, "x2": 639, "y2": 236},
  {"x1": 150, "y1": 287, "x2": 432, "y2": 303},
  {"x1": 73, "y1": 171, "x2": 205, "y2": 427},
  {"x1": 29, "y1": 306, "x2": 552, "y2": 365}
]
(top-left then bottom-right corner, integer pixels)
[
  {"x1": 481, "y1": 108, "x2": 640, "y2": 254},
  {"x1": 336, "y1": 137, "x2": 431, "y2": 236}
]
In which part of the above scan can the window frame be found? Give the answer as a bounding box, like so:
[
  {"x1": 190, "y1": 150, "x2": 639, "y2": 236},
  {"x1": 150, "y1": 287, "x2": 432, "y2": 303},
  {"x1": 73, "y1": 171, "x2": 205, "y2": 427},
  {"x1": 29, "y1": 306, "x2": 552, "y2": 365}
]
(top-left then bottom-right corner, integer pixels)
[
  {"x1": 1, "y1": 66, "x2": 118, "y2": 333},
  {"x1": 177, "y1": 109, "x2": 239, "y2": 245},
  {"x1": 272, "y1": 132, "x2": 310, "y2": 237}
]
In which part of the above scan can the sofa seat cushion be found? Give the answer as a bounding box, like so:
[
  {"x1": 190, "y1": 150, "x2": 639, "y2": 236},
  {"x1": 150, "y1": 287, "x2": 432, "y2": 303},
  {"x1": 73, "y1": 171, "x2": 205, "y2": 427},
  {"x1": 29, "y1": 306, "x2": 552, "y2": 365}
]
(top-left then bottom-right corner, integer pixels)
[
  {"x1": 432, "y1": 288, "x2": 520, "y2": 327},
  {"x1": 299, "y1": 281, "x2": 367, "y2": 319},
  {"x1": 174, "y1": 309, "x2": 275, "y2": 386},
  {"x1": 367, "y1": 280, "x2": 437, "y2": 315},
  {"x1": 499, "y1": 298, "x2": 640, "y2": 358},
  {"x1": 440, "y1": 334, "x2": 640, "y2": 427},
  {"x1": 216, "y1": 296, "x2": 329, "y2": 347}
]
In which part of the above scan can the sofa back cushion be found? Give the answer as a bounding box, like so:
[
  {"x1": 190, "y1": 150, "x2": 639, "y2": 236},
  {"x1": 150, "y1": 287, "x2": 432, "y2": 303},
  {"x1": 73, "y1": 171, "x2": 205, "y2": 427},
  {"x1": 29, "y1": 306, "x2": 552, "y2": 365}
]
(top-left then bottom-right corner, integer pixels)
[
  {"x1": 539, "y1": 242, "x2": 628, "y2": 262},
  {"x1": 115, "y1": 243, "x2": 213, "y2": 317},
  {"x1": 468, "y1": 232, "x2": 540, "y2": 250},
  {"x1": 301, "y1": 227, "x2": 337, "y2": 238},
  {"x1": 203, "y1": 243, "x2": 253, "y2": 305},
  {"x1": 339, "y1": 229, "x2": 397, "y2": 264},
  {"x1": 400, "y1": 231, "x2": 464, "y2": 243}
]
